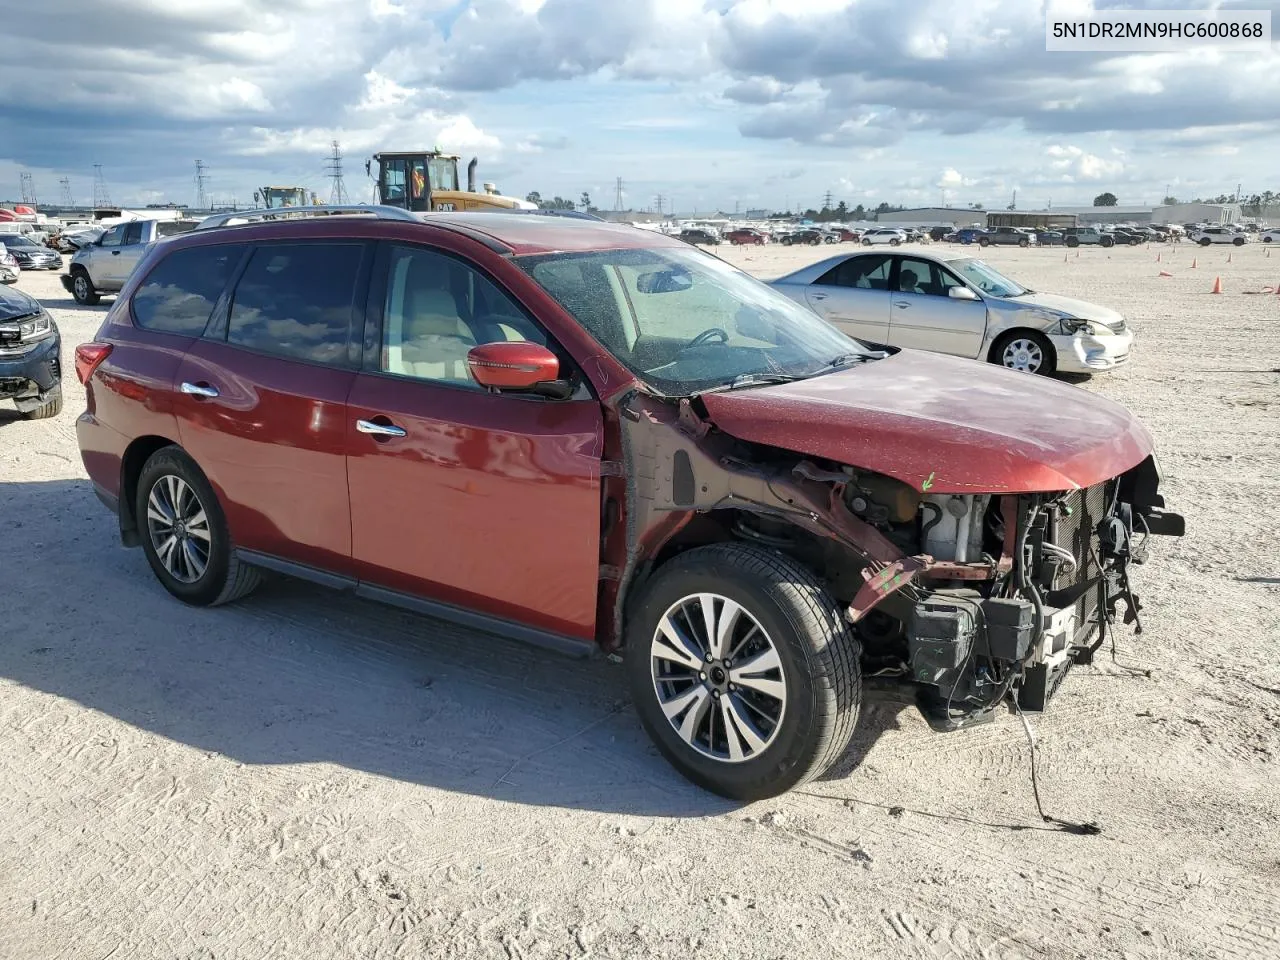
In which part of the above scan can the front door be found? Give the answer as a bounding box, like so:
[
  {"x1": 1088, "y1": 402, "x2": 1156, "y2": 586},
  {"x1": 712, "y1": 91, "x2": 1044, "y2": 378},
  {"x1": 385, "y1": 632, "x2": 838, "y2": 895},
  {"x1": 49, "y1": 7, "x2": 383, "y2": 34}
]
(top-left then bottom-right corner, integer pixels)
[
  {"x1": 886, "y1": 256, "x2": 989, "y2": 358},
  {"x1": 802, "y1": 253, "x2": 893, "y2": 345},
  {"x1": 173, "y1": 239, "x2": 370, "y2": 575},
  {"x1": 346, "y1": 242, "x2": 604, "y2": 641}
]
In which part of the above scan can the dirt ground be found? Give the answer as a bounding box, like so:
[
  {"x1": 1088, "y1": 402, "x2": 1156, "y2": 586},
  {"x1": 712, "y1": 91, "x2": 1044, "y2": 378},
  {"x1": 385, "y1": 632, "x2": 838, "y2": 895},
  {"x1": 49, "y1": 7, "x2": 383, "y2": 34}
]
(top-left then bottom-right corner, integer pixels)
[{"x1": 1, "y1": 239, "x2": 1277, "y2": 960}]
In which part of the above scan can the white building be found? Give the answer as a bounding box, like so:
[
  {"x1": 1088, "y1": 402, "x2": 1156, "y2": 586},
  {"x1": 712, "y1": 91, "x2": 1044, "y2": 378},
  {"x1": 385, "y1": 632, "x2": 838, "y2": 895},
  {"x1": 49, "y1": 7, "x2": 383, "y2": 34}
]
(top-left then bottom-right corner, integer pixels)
[
  {"x1": 1151, "y1": 202, "x2": 1239, "y2": 225},
  {"x1": 875, "y1": 207, "x2": 986, "y2": 227}
]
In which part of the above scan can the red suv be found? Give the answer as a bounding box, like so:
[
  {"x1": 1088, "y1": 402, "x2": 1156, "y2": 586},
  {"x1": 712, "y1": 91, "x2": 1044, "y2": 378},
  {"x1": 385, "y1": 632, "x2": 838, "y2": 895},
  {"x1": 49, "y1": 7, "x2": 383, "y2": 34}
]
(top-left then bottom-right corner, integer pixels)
[{"x1": 74, "y1": 207, "x2": 1183, "y2": 799}]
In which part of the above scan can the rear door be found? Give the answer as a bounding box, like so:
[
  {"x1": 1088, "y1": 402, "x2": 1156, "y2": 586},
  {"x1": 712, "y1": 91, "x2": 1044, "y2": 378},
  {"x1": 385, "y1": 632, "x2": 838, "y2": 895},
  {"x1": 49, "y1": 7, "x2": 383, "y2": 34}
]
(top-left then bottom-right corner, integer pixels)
[
  {"x1": 173, "y1": 240, "x2": 371, "y2": 576},
  {"x1": 886, "y1": 256, "x2": 988, "y2": 358},
  {"x1": 802, "y1": 254, "x2": 893, "y2": 344},
  {"x1": 345, "y1": 241, "x2": 604, "y2": 642},
  {"x1": 87, "y1": 223, "x2": 126, "y2": 286}
]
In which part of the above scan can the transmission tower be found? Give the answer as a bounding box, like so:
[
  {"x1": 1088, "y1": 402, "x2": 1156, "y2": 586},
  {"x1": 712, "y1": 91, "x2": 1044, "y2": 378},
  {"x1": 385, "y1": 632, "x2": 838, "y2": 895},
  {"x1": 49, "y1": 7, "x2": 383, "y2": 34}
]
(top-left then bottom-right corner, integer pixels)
[
  {"x1": 327, "y1": 141, "x2": 348, "y2": 204},
  {"x1": 822, "y1": 189, "x2": 834, "y2": 212},
  {"x1": 92, "y1": 165, "x2": 113, "y2": 208},
  {"x1": 19, "y1": 173, "x2": 36, "y2": 205},
  {"x1": 59, "y1": 177, "x2": 74, "y2": 207},
  {"x1": 653, "y1": 194, "x2": 665, "y2": 216},
  {"x1": 195, "y1": 160, "x2": 210, "y2": 210},
  {"x1": 614, "y1": 177, "x2": 623, "y2": 212}
]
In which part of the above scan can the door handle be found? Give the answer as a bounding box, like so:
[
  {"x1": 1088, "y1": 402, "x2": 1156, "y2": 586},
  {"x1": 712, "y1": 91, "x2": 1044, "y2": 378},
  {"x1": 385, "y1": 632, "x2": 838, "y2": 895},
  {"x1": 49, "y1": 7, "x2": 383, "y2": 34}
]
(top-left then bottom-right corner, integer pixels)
[
  {"x1": 810, "y1": 292, "x2": 828, "y2": 300},
  {"x1": 111, "y1": 251, "x2": 121, "y2": 256},
  {"x1": 180, "y1": 381, "x2": 219, "y2": 398},
  {"x1": 356, "y1": 419, "x2": 407, "y2": 438},
  {"x1": 894, "y1": 300, "x2": 911, "y2": 309}
]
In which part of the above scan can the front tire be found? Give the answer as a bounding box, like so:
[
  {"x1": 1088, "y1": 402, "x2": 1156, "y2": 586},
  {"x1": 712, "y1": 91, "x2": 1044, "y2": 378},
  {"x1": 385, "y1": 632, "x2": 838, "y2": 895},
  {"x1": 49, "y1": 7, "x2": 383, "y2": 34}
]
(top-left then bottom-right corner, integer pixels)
[
  {"x1": 1199, "y1": 237, "x2": 1212, "y2": 246},
  {"x1": 21, "y1": 386, "x2": 62, "y2": 420},
  {"x1": 136, "y1": 447, "x2": 261, "y2": 607},
  {"x1": 992, "y1": 330, "x2": 1056, "y2": 375},
  {"x1": 625, "y1": 543, "x2": 861, "y2": 801},
  {"x1": 1233, "y1": 237, "x2": 1245, "y2": 246},
  {"x1": 70, "y1": 269, "x2": 100, "y2": 306},
  {"x1": 1019, "y1": 238, "x2": 1029, "y2": 247}
]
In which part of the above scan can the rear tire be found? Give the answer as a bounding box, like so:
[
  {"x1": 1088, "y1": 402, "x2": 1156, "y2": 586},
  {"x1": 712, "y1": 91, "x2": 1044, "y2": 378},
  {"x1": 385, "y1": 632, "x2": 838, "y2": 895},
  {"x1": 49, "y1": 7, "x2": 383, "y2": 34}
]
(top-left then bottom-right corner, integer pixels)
[
  {"x1": 625, "y1": 543, "x2": 862, "y2": 801},
  {"x1": 1019, "y1": 238, "x2": 1029, "y2": 248},
  {"x1": 1233, "y1": 237, "x2": 1245, "y2": 246},
  {"x1": 1100, "y1": 237, "x2": 1114, "y2": 248},
  {"x1": 1066, "y1": 237, "x2": 1079, "y2": 247},
  {"x1": 136, "y1": 447, "x2": 261, "y2": 607},
  {"x1": 70, "y1": 269, "x2": 100, "y2": 306},
  {"x1": 21, "y1": 386, "x2": 62, "y2": 420},
  {"x1": 1199, "y1": 238, "x2": 1212, "y2": 246}
]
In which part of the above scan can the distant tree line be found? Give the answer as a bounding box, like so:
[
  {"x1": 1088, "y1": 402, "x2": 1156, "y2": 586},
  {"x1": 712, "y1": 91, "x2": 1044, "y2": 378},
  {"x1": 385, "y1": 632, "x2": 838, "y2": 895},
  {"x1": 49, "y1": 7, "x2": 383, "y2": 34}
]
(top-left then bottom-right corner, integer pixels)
[{"x1": 1096, "y1": 190, "x2": 1279, "y2": 213}]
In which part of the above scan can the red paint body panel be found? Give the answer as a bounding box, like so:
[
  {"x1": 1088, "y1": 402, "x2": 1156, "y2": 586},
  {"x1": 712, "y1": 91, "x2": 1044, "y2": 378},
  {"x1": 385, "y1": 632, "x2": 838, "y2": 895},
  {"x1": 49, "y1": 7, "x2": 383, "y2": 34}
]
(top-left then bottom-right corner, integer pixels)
[
  {"x1": 425, "y1": 213, "x2": 689, "y2": 256},
  {"x1": 700, "y1": 350, "x2": 1154, "y2": 494},
  {"x1": 75, "y1": 314, "x2": 193, "y2": 500},
  {"x1": 173, "y1": 341, "x2": 355, "y2": 574},
  {"x1": 346, "y1": 375, "x2": 604, "y2": 640}
]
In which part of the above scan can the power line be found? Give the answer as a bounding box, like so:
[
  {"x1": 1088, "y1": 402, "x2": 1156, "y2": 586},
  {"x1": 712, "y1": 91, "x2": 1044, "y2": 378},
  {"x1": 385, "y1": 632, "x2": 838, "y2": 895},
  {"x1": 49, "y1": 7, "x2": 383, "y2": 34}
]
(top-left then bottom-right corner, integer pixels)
[
  {"x1": 19, "y1": 173, "x2": 36, "y2": 205},
  {"x1": 93, "y1": 165, "x2": 113, "y2": 208},
  {"x1": 327, "y1": 141, "x2": 348, "y2": 205},
  {"x1": 59, "y1": 177, "x2": 74, "y2": 207},
  {"x1": 195, "y1": 160, "x2": 209, "y2": 210}
]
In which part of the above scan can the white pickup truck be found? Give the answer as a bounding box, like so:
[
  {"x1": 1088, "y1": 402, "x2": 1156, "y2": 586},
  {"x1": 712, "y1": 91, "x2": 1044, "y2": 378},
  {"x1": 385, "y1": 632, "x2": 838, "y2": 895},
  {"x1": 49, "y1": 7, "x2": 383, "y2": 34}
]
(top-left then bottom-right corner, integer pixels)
[{"x1": 61, "y1": 219, "x2": 198, "y2": 305}]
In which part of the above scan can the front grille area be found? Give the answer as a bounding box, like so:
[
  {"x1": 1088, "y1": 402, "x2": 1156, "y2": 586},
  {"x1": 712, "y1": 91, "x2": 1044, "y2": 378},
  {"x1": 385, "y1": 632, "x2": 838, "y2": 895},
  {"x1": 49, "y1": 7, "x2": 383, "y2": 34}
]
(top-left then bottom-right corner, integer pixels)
[{"x1": 1054, "y1": 482, "x2": 1110, "y2": 646}]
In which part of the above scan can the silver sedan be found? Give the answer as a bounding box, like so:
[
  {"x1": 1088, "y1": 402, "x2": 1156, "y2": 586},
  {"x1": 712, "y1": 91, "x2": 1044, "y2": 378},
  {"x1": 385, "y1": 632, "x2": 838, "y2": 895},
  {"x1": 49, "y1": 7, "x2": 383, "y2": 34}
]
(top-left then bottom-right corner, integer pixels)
[{"x1": 769, "y1": 249, "x2": 1133, "y2": 375}]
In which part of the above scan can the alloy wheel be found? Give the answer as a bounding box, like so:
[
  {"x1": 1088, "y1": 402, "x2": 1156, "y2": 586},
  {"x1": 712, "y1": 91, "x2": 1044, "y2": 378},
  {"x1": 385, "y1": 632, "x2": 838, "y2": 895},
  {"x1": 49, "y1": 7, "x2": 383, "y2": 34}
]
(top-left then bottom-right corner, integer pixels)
[
  {"x1": 74, "y1": 275, "x2": 88, "y2": 300},
  {"x1": 146, "y1": 474, "x2": 212, "y2": 583},
  {"x1": 1002, "y1": 338, "x2": 1044, "y2": 373},
  {"x1": 650, "y1": 593, "x2": 787, "y2": 763}
]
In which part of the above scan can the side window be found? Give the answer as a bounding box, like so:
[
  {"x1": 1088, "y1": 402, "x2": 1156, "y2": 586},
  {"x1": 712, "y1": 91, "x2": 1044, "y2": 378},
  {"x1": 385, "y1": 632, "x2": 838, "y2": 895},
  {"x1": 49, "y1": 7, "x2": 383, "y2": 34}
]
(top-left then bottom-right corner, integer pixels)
[
  {"x1": 132, "y1": 244, "x2": 244, "y2": 335},
  {"x1": 122, "y1": 222, "x2": 144, "y2": 245},
  {"x1": 896, "y1": 257, "x2": 963, "y2": 297},
  {"x1": 157, "y1": 220, "x2": 197, "y2": 238},
  {"x1": 228, "y1": 243, "x2": 363, "y2": 365},
  {"x1": 100, "y1": 225, "x2": 124, "y2": 248},
  {"x1": 381, "y1": 245, "x2": 546, "y2": 387},
  {"x1": 816, "y1": 255, "x2": 892, "y2": 289}
]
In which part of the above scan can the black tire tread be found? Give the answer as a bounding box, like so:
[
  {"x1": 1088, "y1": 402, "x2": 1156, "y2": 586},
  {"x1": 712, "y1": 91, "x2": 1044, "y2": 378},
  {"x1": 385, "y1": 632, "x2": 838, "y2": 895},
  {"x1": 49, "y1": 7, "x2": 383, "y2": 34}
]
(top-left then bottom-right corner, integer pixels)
[
  {"x1": 23, "y1": 391, "x2": 63, "y2": 420},
  {"x1": 631, "y1": 542, "x2": 861, "y2": 799}
]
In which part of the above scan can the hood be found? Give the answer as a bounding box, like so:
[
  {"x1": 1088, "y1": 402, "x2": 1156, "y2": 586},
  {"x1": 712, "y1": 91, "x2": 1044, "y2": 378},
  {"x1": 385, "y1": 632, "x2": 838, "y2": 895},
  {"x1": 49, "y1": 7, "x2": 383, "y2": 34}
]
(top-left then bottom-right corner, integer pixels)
[
  {"x1": 998, "y1": 292, "x2": 1125, "y2": 329},
  {"x1": 0, "y1": 283, "x2": 40, "y2": 321},
  {"x1": 700, "y1": 350, "x2": 1152, "y2": 495}
]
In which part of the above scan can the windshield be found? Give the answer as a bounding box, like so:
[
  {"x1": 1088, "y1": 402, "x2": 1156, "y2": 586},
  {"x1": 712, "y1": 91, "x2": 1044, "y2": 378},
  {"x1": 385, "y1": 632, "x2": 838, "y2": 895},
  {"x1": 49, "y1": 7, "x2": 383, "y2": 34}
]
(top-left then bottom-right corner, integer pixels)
[
  {"x1": 949, "y1": 257, "x2": 1028, "y2": 298},
  {"x1": 518, "y1": 246, "x2": 871, "y2": 395},
  {"x1": 2, "y1": 235, "x2": 38, "y2": 248}
]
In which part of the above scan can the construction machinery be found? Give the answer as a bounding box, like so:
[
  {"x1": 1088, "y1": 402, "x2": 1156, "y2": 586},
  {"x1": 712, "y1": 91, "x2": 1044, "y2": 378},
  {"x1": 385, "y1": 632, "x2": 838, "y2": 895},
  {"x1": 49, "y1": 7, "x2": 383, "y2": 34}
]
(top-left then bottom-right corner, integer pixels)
[
  {"x1": 254, "y1": 186, "x2": 317, "y2": 209},
  {"x1": 367, "y1": 151, "x2": 536, "y2": 212}
]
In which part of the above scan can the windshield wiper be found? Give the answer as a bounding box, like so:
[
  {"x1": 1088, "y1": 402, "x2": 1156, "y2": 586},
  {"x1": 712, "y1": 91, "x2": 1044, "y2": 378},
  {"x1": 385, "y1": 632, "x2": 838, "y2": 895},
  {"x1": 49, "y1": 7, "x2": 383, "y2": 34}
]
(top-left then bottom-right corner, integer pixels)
[
  {"x1": 699, "y1": 371, "x2": 806, "y2": 394},
  {"x1": 823, "y1": 351, "x2": 880, "y2": 369}
]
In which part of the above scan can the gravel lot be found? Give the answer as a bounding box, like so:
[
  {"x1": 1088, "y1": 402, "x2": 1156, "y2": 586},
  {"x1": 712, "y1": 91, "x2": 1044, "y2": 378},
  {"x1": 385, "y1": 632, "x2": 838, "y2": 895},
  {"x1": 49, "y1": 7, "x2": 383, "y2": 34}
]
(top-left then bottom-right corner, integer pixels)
[{"x1": 1, "y1": 240, "x2": 1277, "y2": 960}]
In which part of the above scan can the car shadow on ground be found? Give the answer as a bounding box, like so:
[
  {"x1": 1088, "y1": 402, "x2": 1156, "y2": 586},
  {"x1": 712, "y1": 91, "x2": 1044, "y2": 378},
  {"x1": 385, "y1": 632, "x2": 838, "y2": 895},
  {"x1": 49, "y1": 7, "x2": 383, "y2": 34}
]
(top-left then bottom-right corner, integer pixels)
[
  {"x1": 0, "y1": 478, "x2": 892, "y2": 817},
  {"x1": 36, "y1": 295, "x2": 112, "y2": 313}
]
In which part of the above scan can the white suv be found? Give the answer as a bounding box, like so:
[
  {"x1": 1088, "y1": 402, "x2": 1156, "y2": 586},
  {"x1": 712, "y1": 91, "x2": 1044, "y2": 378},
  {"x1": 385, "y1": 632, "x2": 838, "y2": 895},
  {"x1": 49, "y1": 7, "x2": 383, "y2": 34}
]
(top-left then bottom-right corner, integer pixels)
[
  {"x1": 1260, "y1": 229, "x2": 1279, "y2": 244},
  {"x1": 1190, "y1": 226, "x2": 1247, "y2": 246},
  {"x1": 860, "y1": 228, "x2": 907, "y2": 246}
]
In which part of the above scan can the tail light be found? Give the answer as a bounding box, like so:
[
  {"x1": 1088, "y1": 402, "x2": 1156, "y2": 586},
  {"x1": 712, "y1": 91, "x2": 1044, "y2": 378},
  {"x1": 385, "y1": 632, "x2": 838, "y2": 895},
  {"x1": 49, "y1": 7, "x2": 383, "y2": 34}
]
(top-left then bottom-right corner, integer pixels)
[{"x1": 74, "y1": 342, "x2": 112, "y2": 385}]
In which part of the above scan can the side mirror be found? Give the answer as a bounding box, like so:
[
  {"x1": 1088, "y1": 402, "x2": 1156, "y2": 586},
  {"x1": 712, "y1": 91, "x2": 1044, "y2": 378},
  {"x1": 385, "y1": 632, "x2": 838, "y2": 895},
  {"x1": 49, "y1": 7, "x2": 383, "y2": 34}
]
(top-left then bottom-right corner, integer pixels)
[
  {"x1": 948, "y1": 286, "x2": 980, "y2": 301},
  {"x1": 467, "y1": 341, "x2": 562, "y2": 393}
]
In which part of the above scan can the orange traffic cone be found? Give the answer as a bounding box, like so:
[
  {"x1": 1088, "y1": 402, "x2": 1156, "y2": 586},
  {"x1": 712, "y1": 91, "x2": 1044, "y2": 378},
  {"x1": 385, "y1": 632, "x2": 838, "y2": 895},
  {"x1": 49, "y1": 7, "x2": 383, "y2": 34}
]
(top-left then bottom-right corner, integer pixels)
[
  {"x1": 1211, "y1": 276, "x2": 1223, "y2": 294},
  {"x1": 1075, "y1": 250, "x2": 1080, "y2": 258},
  {"x1": 1227, "y1": 252, "x2": 1232, "y2": 263},
  {"x1": 1156, "y1": 252, "x2": 1162, "y2": 262},
  {"x1": 1159, "y1": 270, "x2": 1173, "y2": 277},
  {"x1": 1191, "y1": 258, "x2": 1197, "y2": 268},
  {"x1": 1064, "y1": 251, "x2": 1069, "y2": 262}
]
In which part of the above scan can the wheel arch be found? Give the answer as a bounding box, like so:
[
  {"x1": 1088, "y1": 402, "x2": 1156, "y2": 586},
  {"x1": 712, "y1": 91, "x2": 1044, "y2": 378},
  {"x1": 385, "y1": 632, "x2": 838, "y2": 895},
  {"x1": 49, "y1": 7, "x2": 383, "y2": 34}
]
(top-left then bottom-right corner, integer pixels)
[
  {"x1": 987, "y1": 327, "x2": 1057, "y2": 367},
  {"x1": 118, "y1": 434, "x2": 183, "y2": 546}
]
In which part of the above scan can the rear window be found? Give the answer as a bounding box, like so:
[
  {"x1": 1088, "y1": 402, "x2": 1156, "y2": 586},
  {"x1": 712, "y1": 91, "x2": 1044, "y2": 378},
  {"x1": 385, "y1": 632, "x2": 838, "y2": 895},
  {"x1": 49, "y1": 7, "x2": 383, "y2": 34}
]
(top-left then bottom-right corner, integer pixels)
[
  {"x1": 131, "y1": 244, "x2": 245, "y2": 336},
  {"x1": 157, "y1": 220, "x2": 198, "y2": 238},
  {"x1": 227, "y1": 243, "x2": 363, "y2": 365}
]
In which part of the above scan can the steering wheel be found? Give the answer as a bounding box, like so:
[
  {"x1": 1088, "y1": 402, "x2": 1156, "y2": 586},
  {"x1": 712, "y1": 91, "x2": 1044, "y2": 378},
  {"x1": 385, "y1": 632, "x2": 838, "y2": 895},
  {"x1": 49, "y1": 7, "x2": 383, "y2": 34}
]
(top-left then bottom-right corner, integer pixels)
[{"x1": 687, "y1": 327, "x2": 729, "y2": 348}]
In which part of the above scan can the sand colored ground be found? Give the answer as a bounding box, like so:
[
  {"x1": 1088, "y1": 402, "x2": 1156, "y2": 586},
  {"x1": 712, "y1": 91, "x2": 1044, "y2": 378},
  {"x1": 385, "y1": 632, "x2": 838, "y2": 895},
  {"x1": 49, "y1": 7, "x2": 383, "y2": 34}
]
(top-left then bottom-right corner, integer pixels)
[{"x1": 1, "y1": 239, "x2": 1277, "y2": 959}]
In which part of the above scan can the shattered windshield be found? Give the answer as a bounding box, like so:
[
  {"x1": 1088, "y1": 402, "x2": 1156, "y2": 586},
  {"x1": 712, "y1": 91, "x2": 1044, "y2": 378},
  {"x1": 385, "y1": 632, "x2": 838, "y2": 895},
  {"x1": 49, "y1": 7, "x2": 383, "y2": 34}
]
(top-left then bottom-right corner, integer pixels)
[
  {"x1": 949, "y1": 257, "x2": 1028, "y2": 298},
  {"x1": 518, "y1": 246, "x2": 871, "y2": 395}
]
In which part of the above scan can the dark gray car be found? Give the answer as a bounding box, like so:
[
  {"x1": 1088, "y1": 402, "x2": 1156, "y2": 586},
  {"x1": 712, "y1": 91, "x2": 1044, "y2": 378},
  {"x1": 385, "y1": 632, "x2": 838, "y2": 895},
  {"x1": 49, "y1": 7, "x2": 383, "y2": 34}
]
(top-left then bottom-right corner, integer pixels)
[{"x1": 0, "y1": 234, "x2": 61, "y2": 270}]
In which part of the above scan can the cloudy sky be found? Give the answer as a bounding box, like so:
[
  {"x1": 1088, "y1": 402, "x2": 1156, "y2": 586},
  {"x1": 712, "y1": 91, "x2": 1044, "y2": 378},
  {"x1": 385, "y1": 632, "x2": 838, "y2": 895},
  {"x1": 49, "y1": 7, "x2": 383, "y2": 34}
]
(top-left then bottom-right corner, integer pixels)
[{"x1": 2, "y1": 0, "x2": 1278, "y2": 213}]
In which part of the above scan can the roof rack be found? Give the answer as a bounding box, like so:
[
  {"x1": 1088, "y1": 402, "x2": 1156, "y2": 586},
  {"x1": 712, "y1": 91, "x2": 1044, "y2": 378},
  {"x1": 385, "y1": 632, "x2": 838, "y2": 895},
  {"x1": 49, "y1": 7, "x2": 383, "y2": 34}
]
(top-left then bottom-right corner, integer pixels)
[{"x1": 195, "y1": 204, "x2": 420, "y2": 231}]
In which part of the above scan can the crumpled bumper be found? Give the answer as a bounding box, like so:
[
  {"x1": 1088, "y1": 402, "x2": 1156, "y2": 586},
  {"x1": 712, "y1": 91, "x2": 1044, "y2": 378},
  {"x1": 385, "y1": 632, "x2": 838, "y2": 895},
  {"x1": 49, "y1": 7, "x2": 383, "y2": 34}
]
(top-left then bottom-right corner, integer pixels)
[
  {"x1": 1050, "y1": 328, "x2": 1134, "y2": 373},
  {"x1": 0, "y1": 332, "x2": 62, "y2": 404}
]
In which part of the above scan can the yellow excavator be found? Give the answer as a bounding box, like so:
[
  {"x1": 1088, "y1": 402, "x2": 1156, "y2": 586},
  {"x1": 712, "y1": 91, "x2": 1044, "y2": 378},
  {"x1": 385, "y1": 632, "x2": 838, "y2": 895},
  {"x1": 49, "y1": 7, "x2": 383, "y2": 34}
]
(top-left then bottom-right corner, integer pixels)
[{"x1": 366, "y1": 151, "x2": 536, "y2": 212}]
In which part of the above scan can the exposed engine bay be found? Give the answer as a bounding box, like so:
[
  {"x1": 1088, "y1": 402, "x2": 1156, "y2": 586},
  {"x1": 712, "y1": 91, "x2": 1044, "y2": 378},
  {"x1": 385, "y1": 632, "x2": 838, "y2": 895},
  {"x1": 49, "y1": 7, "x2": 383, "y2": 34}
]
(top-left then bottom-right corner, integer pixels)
[{"x1": 610, "y1": 393, "x2": 1185, "y2": 730}]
